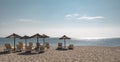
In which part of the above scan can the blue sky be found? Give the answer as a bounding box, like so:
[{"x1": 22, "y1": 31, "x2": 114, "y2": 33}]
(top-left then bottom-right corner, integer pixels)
[{"x1": 0, "y1": 0, "x2": 120, "y2": 38}]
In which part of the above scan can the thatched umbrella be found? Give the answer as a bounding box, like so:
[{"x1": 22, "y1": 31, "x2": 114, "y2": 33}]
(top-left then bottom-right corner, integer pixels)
[
  {"x1": 41, "y1": 34, "x2": 49, "y2": 45},
  {"x1": 6, "y1": 33, "x2": 21, "y2": 52},
  {"x1": 20, "y1": 35, "x2": 30, "y2": 46},
  {"x1": 31, "y1": 33, "x2": 42, "y2": 47},
  {"x1": 59, "y1": 35, "x2": 70, "y2": 49}
]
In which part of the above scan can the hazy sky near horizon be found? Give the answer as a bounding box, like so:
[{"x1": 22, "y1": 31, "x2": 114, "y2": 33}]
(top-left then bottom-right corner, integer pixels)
[{"x1": 0, "y1": 0, "x2": 120, "y2": 38}]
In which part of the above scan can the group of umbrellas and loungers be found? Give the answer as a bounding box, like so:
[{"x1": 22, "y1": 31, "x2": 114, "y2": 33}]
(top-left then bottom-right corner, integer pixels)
[{"x1": 4, "y1": 33, "x2": 74, "y2": 53}]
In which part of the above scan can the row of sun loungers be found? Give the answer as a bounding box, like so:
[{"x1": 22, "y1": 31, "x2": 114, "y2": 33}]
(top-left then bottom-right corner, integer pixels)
[
  {"x1": 4, "y1": 42, "x2": 46, "y2": 53},
  {"x1": 57, "y1": 43, "x2": 74, "y2": 50},
  {"x1": 4, "y1": 42, "x2": 73, "y2": 53}
]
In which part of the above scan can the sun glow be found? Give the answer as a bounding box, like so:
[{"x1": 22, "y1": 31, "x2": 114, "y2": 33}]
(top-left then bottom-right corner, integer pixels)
[{"x1": 79, "y1": 37, "x2": 109, "y2": 39}]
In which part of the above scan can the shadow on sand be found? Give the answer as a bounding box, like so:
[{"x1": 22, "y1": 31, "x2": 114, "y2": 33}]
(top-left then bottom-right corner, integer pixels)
[
  {"x1": 56, "y1": 48, "x2": 68, "y2": 51},
  {"x1": 0, "y1": 51, "x2": 10, "y2": 55},
  {"x1": 17, "y1": 52, "x2": 37, "y2": 55},
  {"x1": 17, "y1": 51, "x2": 45, "y2": 55}
]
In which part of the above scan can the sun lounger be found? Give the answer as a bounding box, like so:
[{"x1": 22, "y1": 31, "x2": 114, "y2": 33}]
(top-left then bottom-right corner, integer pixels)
[
  {"x1": 18, "y1": 42, "x2": 24, "y2": 49},
  {"x1": 16, "y1": 44, "x2": 22, "y2": 52},
  {"x1": 57, "y1": 43, "x2": 63, "y2": 50},
  {"x1": 4, "y1": 43, "x2": 14, "y2": 52},
  {"x1": 29, "y1": 42, "x2": 33, "y2": 47},
  {"x1": 39, "y1": 45, "x2": 45, "y2": 53},
  {"x1": 25, "y1": 45, "x2": 32, "y2": 53},
  {"x1": 29, "y1": 42, "x2": 35, "y2": 50},
  {"x1": 35, "y1": 42, "x2": 41, "y2": 51},
  {"x1": 24, "y1": 42, "x2": 35, "y2": 53},
  {"x1": 36, "y1": 42, "x2": 40, "y2": 47},
  {"x1": 68, "y1": 44, "x2": 74, "y2": 50},
  {"x1": 19, "y1": 42, "x2": 23, "y2": 46},
  {"x1": 45, "y1": 42, "x2": 50, "y2": 49}
]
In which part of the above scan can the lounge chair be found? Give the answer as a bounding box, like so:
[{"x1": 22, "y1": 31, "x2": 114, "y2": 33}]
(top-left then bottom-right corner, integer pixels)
[
  {"x1": 25, "y1": 45, "x2": 32, "y2": 53},
  {"x1": 29, "y1": 42, "x2": 35, "y2": 50},
  {"x1": 29, "y1": 42, "x2": 33, "y2": 47},
  {"x1": 16, "y1": 44, "x2": 22, "y2": 52},
  {"x1": 4, "y1": 43, "x2": 14, "y2": 52},
  {"x1": 45, "y1": 42, "x2": 50, "y2": 49},
  {"x1": 18, "y1": 42, "x2": 24, "y2": 49},
  {"x1": 57, "y1": 43, "x2": 62, "y2": 50},
  {"x1": 19, "y1": 42, "x2": 23, "y2": 46},
  {"x1": 68, "y1": 44, "x2": 74, "y2": 50},
  {"x1": 39, "y1": 45, "x2": 45, "y2": 53},
  {"x1": 24, "y1": 42, "x2": 34, "y2": 53},
  {"x1": 35, "y1": 42, "x2": 41, "y2": 51},
  {"x1": 36, "y1": 42, "x2": 40, "y2": 47}
]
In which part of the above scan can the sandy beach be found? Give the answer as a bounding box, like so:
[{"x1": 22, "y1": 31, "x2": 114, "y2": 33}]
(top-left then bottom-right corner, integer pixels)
[{"x1": 0, "y1": 46, "x2": 120, "y2": 62}]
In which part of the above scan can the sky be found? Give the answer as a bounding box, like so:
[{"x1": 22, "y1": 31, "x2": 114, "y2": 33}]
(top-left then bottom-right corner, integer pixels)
[{"x1": 0, "y1": 0, "x2": 120, "y2": 39}]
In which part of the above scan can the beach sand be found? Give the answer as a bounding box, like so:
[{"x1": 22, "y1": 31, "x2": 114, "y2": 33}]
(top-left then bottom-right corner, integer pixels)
[{"x1": 0, "y1": 46, "x2": 120, "y2": 62}]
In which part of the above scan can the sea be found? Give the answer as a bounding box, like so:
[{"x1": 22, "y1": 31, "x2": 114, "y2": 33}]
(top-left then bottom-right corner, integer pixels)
[{"x1": 0, "y1": 38, "x2": 120, "y2": 47}]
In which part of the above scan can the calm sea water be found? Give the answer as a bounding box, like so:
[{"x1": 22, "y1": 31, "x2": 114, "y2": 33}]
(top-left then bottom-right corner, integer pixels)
[{"x1": 0, "y1": 38, "x2": 120, "y2": 47}]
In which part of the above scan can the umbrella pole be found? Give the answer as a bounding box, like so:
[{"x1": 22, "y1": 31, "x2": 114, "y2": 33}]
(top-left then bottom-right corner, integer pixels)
[
  {"x1": 64, "y1": 39, "x2": 66, "y2": 49},
  {"x1": 43, "y1": 38, "x2": 45, "y2": 46},
  {"x1": 14, "y1": 37, "x2": 15, "y2": 52},
  {"x1": 25, "y1": 38, "x2": 27, "y2": 46},
  {"x1": 37, "y1": 37, "x2": 38, "y2": 43},
  {"x1": 37, "y1": 37, "x2": 39, "y2": 47}
]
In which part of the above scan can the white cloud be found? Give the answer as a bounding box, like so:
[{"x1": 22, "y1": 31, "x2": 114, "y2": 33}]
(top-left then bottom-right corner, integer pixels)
[
  {"x1": 65, "y1": 14, "x2": 73, "y2": 20},
  {"x1": 65, "y1": 14, "x2": 80, "y2": 18},
  {"x1": 73, "y1": 14, "x2": 80, "y2": 17},
  {"x1": 77, "y1": 16, "x2": 104, "y2": 20},
  {"x1": 19, "y1": 19, "x2": 34, "y2": 22},
  {"x1": 65, "y1": 14, "x2": 80, "y2": 20},
  {"x1": 65, "y1": 14, "x2": 104, "y2": 20},
  {"x1": 65, "y1": 14, "x2": 72, "y2": 18}
]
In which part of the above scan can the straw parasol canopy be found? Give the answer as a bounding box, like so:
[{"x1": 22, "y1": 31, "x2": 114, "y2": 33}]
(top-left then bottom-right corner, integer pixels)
[
  {"x1": 41, "y1": 34, "x2": 49, "y2": 45},
  {"x1": 31, "y1": 33, "x2": 42, "y2": 46},
  {"x1": 59, "y1": 35, "x2": 71, "y2": 49},
  {"x1": 20, "y1": 35, "x2": 30, "y2": 46},
  {"x1": 6, "y1": 33, "x2": 21, "y2": 52}
]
